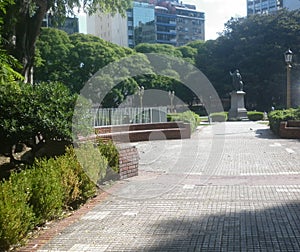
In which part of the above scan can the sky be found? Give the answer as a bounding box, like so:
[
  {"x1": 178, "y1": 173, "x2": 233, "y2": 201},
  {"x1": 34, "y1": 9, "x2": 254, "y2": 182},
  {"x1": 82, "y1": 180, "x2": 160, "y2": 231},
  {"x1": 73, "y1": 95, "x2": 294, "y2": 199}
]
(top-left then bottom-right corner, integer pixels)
[
  {"x1": 78, "y1": 0, "x2": 247, "y2": 41},
  {"x1": 185, "y1": 0, "x2": 247, "y2": 40}
]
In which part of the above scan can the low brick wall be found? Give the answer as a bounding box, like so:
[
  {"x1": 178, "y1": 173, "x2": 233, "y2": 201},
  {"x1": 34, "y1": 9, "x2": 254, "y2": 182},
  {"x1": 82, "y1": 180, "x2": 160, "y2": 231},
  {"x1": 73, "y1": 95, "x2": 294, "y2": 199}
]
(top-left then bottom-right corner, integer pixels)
[
  {"x1": 95, "y1": 122, "x2": 191, "y2": 142},
  {"x1": 279, "y1": 120, "x2": 300, "y2": 139},
  {"x1": 118, "y1": 145, "x2": 139, "y2": 179}
]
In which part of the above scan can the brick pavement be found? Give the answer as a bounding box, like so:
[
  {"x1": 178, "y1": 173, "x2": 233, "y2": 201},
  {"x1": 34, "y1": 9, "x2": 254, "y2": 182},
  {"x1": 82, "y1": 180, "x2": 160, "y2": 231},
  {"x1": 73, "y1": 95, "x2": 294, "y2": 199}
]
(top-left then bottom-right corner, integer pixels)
[{"x1": 19, "y1": 121, "x2": 300, "y2": 251}]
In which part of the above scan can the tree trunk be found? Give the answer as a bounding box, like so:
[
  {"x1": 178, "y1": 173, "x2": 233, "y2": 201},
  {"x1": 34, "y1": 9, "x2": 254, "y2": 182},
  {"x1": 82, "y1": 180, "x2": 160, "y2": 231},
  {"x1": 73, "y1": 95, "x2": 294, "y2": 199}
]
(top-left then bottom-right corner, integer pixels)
[{"x1": 11, "y1": 1, "x2": 48, "y2": 83}]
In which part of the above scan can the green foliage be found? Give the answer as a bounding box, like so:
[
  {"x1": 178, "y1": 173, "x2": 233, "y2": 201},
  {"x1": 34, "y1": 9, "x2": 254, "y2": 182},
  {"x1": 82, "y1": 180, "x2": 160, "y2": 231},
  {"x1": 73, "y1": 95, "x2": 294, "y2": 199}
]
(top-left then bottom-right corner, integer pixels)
[
  {"x1": 209, "y1": 112, "x2": 228, "y2": 122},
  {"x1": 168, "y1": 111, "x2": 200, "y2": 132},
  {"x1": 0, "y1": 50, "x2": 24, "y2": 84},
  {"x1": 29, "y1": 159, "x2": 64, "y2": 224},
  {"x1": 0, "y1": 146, "x2": 97, "y2": 250},
  {"x1": 75, "y1": 142, "x2": 108, "y2": 184},
  {"x1": 0, "y1": 81, "x2": 76, "y2": 161},
  {"x1": 1, "y1": 0, "x2": 132, "y2": 82},
  {"x1": 97, "y1": 139, "x2": 119, "y2": 173},
  {"x1": 35, "y1": 29, "x2": 134, "y2": 93},
  {"x1": 0, "y1": 173, "x2": 34, "y2": 251},
  {"x1": 195, "y1": 10, "x2": 300, "y2": 111},
  {"x1": 247, "y1": 111, "x2": 264, "y2": 121},
  {"x1": 268, "y1": 108, "x2": 299, "y2": 135},
  {"x1": 134, "y1": 43, "x2": 183, "y2": 58},
  {"x1": 55, "y1": 146, "x2": 96, "y2": 206}
]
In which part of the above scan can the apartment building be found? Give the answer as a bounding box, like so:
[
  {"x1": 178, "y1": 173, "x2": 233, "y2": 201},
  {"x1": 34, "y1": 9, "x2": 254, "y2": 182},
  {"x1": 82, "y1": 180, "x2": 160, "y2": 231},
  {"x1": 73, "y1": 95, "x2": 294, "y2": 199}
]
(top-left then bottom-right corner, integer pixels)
[
  {"x1": 247, "y1": 0, "x2": 300, "y2": 15},
  {"x1": 86, "y1": 13, "x2": 128, "y2": 47},
  {"x1": 87, "y1": 0, "x2": 204, "y2": 48}
]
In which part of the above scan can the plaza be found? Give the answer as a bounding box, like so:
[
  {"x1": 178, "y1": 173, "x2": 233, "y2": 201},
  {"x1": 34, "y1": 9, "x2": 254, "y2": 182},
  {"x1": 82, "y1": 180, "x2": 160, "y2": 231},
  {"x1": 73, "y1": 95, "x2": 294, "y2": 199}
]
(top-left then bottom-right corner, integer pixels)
[{"x1": 20, "y1": 121, "x2": 300, "y2": 251}]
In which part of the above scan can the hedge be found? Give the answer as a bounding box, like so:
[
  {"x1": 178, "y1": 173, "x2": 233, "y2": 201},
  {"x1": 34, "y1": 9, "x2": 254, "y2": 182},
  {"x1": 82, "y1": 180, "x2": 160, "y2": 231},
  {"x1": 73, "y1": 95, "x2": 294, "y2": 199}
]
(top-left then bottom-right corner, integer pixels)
[
  {"x1": 0, "y1": 146, "x2": 103, "y2": 250},
  {"x1": 268, "y1": 108, "x2": 300, "y2": 135},
  {"x1": 247, "y1": 111, "x2": 264, "y2": 121},
  {"x1": 209, "y1": 112, "x2": 228, "y2": 122},
  {"x1": 167, "y1": 110, "x2": 201, "y2": 132}
]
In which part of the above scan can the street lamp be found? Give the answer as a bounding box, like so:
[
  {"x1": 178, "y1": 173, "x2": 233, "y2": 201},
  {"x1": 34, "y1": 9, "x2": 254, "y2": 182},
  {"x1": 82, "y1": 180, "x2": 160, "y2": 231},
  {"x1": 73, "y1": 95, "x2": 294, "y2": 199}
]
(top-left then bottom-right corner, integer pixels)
[
  {"x1": 137, "y1": 86, "x2": 144, "y2": 108},
  {"x1": 284, "y1": 49, "x2": 293, "y2": 108},
  {"x1": 168, "y1": 90, "x2": 175, "y2": 112}
]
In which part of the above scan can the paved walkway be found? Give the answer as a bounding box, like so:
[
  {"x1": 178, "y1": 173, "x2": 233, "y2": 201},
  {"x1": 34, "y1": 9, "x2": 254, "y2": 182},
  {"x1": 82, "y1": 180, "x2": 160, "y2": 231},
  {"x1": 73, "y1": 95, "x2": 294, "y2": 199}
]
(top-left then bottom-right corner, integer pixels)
[{"x1": 21, "y1": 122, "x2": 300, "y2": 251}]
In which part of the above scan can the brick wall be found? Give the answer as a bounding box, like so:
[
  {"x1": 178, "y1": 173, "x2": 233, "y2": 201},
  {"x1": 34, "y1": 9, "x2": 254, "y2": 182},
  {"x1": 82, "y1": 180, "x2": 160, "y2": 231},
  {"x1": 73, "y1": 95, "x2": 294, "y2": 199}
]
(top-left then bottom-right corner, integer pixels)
[
  {"x1": 118, "y1": 145, "x2": 139, "y2": 179},
  {"x1": 279, "y1": 121, "x2": 300, "y2": 139}
]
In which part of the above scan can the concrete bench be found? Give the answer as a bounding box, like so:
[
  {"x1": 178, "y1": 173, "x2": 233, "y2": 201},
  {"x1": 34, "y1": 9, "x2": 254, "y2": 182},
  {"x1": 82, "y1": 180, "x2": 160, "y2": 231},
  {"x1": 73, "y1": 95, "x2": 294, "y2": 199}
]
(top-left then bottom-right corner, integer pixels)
[{"x1": 279, "y1": 120, "x2": 300, "y2": 139}]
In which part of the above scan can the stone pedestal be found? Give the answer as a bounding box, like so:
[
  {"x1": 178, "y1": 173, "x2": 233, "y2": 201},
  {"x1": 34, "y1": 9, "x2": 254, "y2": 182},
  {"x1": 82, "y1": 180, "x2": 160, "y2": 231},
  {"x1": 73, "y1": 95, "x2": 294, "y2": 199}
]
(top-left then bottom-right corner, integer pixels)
[{"x1": 228, "y1": 91, "x2": 248, "y2": 120}]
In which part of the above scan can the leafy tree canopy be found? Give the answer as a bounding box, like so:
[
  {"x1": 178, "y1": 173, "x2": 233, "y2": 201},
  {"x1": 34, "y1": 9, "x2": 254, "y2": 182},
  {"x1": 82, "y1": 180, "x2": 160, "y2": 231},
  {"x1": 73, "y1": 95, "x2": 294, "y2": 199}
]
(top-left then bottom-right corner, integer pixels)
[{"x1": 0, "y1": 0, "x2": 132, "y2": 83}]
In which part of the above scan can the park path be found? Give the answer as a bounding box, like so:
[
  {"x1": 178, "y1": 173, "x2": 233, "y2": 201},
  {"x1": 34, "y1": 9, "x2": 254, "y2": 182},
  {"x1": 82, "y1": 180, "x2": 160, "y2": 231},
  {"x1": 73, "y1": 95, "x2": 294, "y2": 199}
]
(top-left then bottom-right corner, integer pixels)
[{"x1": 22, "y1": 121, "x2": 300, "y2": 251}]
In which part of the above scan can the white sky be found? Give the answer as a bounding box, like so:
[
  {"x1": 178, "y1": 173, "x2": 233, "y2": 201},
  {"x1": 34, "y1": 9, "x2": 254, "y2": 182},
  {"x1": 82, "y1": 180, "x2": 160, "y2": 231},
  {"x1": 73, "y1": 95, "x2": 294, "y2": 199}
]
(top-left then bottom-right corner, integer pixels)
[
  {"x1": 78, "y1": 0, "x2": 247, "y2": 41},
  {"x1": 185, "y1": 0, "x2": 247, "y2": 40}
]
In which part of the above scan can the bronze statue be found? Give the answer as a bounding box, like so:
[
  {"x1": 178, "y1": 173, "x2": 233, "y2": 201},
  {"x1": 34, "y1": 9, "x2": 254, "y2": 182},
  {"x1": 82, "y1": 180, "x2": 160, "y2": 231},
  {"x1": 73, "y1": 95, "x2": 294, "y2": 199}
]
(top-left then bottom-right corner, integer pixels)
[{"x1": 230, "y1": 69, "x2": 244, "y2": 91}]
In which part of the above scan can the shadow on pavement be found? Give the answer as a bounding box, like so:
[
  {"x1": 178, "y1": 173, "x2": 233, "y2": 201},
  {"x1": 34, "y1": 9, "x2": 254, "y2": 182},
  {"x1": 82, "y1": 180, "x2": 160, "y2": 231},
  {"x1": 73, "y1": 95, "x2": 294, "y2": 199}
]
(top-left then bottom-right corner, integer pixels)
[
  {"x1": 254, "y1": 128, "x2": 278, "y2": 139},
  {"x1": 146, "y1": 201, "x2": 300, "y2": 251}
]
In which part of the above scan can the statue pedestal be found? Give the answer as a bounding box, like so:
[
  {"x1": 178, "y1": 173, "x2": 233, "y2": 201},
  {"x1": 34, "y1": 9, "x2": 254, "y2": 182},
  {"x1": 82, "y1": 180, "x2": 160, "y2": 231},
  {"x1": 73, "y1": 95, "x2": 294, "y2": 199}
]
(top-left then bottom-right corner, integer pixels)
[{"x1": 228, "y1": 91, "x2": 248, "y2": 120}]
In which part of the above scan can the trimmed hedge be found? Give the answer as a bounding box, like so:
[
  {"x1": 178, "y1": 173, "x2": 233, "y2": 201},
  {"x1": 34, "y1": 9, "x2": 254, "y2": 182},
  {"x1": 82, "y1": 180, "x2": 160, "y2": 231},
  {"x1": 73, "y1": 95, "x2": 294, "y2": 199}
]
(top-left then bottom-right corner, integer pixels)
[
  {"x1": 209, "y1": 112, "x2": 228, "y2": 122},
  {"x1": 247, "y1": 111, "x2": 264, "y2": 121},
  {"x1": 167, "y1": 110, "x2": 201, "y2": 132},
  {"x1": 268, "y1": 108, "x2": 299, "y2": 135},
  {"x1": 0, "y1": 146, "x2": 101, "y2": 250}
]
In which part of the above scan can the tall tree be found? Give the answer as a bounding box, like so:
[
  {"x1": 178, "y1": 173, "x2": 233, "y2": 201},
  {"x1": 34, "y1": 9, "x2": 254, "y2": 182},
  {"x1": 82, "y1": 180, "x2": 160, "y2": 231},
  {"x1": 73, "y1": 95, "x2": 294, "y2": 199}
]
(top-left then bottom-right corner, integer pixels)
[{"x1": 0, "y1": 0, "x2": 131, "y2": 83}]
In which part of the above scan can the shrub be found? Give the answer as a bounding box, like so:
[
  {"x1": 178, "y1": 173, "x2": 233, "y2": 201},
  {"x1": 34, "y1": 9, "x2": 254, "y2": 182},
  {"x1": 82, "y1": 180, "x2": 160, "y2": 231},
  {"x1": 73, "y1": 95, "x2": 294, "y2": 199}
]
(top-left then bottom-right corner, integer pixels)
[
  {"x1": 168, "y1": 110, "x2": 201, "y2": 132},
  {"x1": 0, "y1": 173, "x2": 34, "y2": 251},
  {"x1": 56, "y1": 146, "x2": 97, "y2": 206},
  {"x1": 0, "y1": 146, "x2": 98, "y2": 250},
  {"x1": 74, "y1": 143, "x2": 108, "y2": 185},
  {"x1": 97, "y1": 139, "x2": 119, "y2": 173},
  {"x1": 247, "y1": 111, "x2": 264, "y2": 121},
  {"x1": 29, "y1": 159, "x2": 64, "y2": 224},
  {"x1": 268, "y1": 108, "x2": 298, "y2": 135},
  {"x1": 209, "y1": 112, "x2": 228, "y2": 122}
]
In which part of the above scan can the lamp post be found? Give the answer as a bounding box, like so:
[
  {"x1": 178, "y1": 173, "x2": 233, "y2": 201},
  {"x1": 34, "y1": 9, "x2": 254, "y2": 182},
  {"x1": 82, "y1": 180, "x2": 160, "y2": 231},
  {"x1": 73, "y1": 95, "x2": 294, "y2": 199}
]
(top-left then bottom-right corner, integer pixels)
[
  {"x1": 168, "y1": 90, "x2": 175, "y2": 112},
  {"x1": 284, "y1": 49, "x2": 293, "y2": 108},
  {"x1": 137, "y1": 86, "x2": 144, "y2": 108}
]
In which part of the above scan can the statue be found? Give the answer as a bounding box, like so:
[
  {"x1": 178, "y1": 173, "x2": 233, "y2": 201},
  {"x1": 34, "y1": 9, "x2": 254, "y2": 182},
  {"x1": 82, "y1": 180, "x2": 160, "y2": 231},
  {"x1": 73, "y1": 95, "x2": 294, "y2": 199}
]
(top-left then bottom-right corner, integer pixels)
[{"x1": 230, "y1": 69, "x2": 244, "y2": 91}]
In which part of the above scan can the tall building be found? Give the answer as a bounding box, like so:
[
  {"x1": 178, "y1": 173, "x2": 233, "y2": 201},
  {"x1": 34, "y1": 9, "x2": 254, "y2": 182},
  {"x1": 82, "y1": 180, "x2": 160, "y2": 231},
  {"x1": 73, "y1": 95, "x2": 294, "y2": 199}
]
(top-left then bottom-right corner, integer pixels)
[
  {"x1": 247, "y1": 0, "x2": 300, "y2": 16},
  {"x1": 42, "y1": 14, "x2": 79, "y2": 34},
  {"x1": 86, "y1": 0, "x2": 204, "y2": 48},
  {"x1": 86, "y1": 13, "x2": 128, "y2": 47},
  {"x1": 127, "y1": 0, "x2": 205, "y2": 47}
]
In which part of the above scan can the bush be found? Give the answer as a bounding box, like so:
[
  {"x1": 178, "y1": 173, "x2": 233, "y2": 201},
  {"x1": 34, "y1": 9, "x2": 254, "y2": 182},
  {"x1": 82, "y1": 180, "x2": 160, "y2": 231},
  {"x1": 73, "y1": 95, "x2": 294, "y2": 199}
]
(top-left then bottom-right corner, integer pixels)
[
  {"x1": 0, "y1": 173, "x2": 34, "y2": 251},
  {"x1": 58, "y1": 146, "x2": 97, "y2": 206},
  {"x1": 74, "y1": 142, "x2": 108, "y2": 185},
  {"x1": 0, "y1": 146, "x2": 98, "y2": 250},
  {"x1": 209, "y1": 112, "x2": 228, "y2": 122},
  {"x1": 247, "y1": 111, "x2": 264, "y2": 121},
  {"x1": 29, "y1": 159, "x2": 64, "y2": 224},
  {"x1": 268, "y1": 108, "x2": 298, "y2": 135},
  {"x1": 168, "y1": 110, "x2": 201, "y2": 132},
  {"x1": 97, "y1": 139, "x2": 119, "y2": 173}
]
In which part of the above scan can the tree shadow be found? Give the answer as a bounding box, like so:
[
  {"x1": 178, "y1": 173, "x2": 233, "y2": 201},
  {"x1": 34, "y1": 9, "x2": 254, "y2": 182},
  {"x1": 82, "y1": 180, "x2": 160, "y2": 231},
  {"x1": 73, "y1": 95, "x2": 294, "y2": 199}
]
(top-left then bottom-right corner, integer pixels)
[
  {"x1": 145, "y1": 201, "x2": 300, "y2": 251},
  {"x1": 255, "y1": 128, "x2": 279, "y2": 139}
]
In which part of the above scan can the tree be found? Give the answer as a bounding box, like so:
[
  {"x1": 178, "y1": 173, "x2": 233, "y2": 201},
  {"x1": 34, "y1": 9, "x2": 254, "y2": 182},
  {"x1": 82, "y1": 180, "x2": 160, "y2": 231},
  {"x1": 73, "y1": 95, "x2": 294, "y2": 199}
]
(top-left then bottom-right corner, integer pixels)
[
  {"x1": 0, "y1": 81, "x2": 77, "y2": 163},
  {"x1": 35, "y1": 29, "x2": 134, "y2": 93},
  {"x1": 195, "y1": 10, "x2": 300, "y2": 110},
  {"x1": 0, "y1": 0, "x2": 132, "y2": 83}
]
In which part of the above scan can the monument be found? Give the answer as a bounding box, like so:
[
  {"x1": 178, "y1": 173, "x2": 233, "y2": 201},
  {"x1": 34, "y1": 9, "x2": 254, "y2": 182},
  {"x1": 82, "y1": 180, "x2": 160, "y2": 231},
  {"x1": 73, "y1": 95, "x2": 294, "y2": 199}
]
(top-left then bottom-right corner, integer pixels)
[{"x1": 228, "y1": 69, "x2": 248, "y2": 120}]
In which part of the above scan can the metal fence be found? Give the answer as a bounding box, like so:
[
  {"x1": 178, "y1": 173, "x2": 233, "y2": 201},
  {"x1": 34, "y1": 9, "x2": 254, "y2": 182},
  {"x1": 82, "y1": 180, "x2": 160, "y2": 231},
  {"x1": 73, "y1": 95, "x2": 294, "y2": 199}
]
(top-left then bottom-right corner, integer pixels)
[{"x1": 92, "y1": 107, "x2": 168, "y2": 126}]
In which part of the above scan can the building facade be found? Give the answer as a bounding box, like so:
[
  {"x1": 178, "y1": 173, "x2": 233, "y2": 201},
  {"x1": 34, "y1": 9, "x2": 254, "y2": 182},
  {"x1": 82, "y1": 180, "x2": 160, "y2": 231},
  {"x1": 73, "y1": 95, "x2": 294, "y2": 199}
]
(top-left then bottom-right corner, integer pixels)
[
  {"x1": 87, "y1": 0, "x2": 204, "y2": 48},
  {"x1": 247, "y1": 0, "x2": 300, "y2": 15},
  {"x1": 127, "y1": 0, "x2": 205, "y2": 47},
  {"x1": 42, "y1": 14, "x2": 79, "y2": 34},
  {"x1": 86, "y1": 13, "x2": 128, "y2": 47}
]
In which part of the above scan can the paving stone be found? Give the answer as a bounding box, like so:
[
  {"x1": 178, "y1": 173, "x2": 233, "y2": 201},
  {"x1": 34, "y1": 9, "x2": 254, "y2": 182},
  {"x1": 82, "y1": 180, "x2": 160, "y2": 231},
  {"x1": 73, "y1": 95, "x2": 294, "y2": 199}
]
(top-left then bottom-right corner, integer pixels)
[{"x1": 19, "y1": 122, "x2": 300, "y2": 252}]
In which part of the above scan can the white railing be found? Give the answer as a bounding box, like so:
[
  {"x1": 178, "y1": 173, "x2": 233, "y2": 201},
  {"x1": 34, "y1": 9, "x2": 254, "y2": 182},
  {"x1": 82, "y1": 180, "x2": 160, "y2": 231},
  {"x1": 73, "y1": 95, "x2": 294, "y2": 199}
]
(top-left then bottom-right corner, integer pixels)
[{"x1": 91, "y1": 107, "x2": 168, "y2": 126}]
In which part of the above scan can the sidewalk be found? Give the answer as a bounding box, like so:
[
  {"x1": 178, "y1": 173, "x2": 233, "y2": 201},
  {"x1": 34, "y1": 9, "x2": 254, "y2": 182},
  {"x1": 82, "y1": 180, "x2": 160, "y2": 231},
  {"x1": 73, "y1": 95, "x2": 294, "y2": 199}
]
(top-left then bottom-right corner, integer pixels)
[{"x1": 20, "y1": 121, "x2": 300, "y2": 251}]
